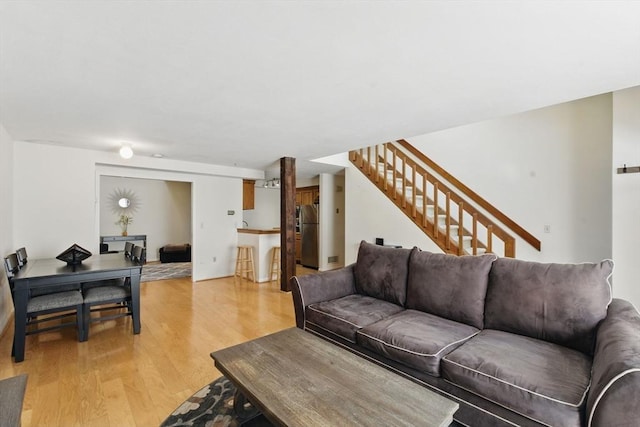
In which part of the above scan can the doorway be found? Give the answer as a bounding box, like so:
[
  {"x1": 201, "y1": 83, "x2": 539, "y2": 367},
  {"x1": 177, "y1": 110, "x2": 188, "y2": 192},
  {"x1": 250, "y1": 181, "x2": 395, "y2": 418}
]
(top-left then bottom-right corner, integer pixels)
[{"x1": 99, "y1": 176, "x2": 192, "y2": 264}]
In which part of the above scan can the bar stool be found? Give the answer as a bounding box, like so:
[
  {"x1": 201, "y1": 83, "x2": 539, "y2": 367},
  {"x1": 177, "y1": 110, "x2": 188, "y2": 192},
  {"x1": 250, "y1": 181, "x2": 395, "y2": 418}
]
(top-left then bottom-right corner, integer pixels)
[
  {"x1": 269, "y1": 246, "x2": 281, "y2": 282},
  {"x1": 235, "y1": 245, "x2": 255, "y2": 282}
]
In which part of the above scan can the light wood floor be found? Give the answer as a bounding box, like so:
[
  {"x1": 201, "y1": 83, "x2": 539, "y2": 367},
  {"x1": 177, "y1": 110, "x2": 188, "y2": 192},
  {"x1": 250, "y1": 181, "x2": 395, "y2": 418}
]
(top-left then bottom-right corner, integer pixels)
[{"x1": 0, "y1": 270, "x2": 316, "y2": 426}]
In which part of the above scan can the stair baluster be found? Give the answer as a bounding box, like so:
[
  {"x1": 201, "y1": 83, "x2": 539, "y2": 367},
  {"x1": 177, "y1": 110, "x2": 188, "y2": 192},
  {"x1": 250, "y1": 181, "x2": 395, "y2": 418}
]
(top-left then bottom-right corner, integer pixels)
[
  {"x1": 422, "y1": 172, "x2": 428, "y2": 226},
  {"x1": 433, "y1": 182, "x2": 439, "y2": 240},
  {"x1": 445, "y1": 192, "x2": 451, "y2": 250},
  {"x1": 458, "y1": 202, "x2": 465, "y2": 255},
  {"x1": 375, "y1": 145, "x2": 380, "y2": 184},
  {"x1": 472, "y1": 213, "x2": 478, "y2": 255}
]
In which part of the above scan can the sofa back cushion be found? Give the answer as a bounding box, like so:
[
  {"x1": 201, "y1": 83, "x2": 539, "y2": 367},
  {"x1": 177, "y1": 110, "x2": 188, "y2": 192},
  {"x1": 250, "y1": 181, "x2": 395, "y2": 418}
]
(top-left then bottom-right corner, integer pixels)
[
  {"x1": 406, "y1": 250, "x2": 496, "y2": 329},
  {"x1": 485, "y1": 257, "x2": 613, "y2": 355},
  {"x1": 354, "y1": 241, "x2": 414, "y2": 306}
]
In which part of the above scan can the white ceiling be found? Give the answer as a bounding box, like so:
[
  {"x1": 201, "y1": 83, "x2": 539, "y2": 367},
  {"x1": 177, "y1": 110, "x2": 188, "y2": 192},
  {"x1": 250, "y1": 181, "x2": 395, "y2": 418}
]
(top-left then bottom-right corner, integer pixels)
[{"x1": 1, "y1": 1, "x2": 639, "y2": 178}]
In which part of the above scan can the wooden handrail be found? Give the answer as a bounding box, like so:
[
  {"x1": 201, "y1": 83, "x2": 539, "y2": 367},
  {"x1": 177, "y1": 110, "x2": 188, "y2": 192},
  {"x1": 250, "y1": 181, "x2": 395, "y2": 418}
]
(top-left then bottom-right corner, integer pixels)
[
  {"x1": 390, "y1": 144, "x2": 513, "y2": 244},
  {"x1": 396, "y1": 139, "x2": 541, "y2": 251}
]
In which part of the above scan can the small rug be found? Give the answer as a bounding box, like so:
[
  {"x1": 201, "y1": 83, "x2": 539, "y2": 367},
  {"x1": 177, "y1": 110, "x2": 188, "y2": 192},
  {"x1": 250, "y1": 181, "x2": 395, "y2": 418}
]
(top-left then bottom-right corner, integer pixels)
[
  {"x1": 160, "y1": 376, "x2": 272, "y2": 427},
  {"x1": 141, "y1": 262, "x2": 192, "y2": 282}
]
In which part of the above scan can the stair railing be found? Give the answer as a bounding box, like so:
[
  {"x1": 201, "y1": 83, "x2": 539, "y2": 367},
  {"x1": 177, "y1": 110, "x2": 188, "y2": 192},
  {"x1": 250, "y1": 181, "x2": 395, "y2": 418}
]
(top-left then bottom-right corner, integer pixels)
[
  {"x1": 396, "y1": 139, "x2": 541, "y2": 252},
  {"x1": 350, "y1": 141, "x2": 526, "y2": 257}
]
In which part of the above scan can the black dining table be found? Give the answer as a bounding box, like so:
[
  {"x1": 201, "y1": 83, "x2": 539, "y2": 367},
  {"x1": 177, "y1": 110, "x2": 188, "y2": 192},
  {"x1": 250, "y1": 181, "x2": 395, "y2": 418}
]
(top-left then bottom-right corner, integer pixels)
[{"x1": 11, "y1": 253, "x2": 143, "y2": 362}]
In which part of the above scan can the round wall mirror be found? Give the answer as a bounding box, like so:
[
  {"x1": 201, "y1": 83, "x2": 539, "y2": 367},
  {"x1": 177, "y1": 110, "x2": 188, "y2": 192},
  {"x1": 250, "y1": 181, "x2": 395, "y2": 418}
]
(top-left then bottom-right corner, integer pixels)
[{"x1": 109, "y1": 188, "x2": 139, "y2": 214}]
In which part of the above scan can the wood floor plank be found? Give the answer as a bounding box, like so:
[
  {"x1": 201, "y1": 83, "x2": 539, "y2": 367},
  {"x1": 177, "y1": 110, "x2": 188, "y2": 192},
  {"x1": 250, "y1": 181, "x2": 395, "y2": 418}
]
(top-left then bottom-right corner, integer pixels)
[
  {"x1": 0, "y1": 272, "x2": 302, "y2": 426},
  {"x1": 103, "y1": 378, "x2": 136, "y2": 427},
  {"x1": 78, "y1": 370, "x2": 109, "y2": 426}
]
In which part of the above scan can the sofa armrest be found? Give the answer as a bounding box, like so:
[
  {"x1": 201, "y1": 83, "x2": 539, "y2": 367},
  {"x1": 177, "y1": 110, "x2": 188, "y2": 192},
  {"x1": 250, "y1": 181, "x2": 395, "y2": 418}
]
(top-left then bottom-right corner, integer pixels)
[
  {"x1": 587, "y1": 298, "x2": 640, "y2": 427},
  {"x1": 291, "y1": 264, "x2": 357, "y2": 329}
]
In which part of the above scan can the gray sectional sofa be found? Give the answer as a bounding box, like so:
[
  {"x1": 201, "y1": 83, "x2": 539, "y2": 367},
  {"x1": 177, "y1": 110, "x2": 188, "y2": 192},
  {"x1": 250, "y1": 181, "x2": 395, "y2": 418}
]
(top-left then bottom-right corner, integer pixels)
[{"x1": 291, "y1": 241, "x2": 640, "y2": 427}]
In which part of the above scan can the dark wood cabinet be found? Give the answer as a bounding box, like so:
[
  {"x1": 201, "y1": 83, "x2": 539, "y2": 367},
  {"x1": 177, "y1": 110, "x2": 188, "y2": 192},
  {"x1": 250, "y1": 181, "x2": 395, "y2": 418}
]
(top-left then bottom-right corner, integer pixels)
[
  {"x1": 243, "y1": 180, "x2": 255, "y2": 210},
  {"x1": 301, "y1": 190, "x2": 313, "y2": 205},
  {"x1": 296, "y1": 186, "x2": 319, "y2": 207}
]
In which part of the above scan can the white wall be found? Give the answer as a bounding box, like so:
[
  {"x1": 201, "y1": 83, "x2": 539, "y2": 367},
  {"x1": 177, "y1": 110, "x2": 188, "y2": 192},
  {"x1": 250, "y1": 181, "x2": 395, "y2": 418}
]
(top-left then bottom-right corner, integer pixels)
[
  {"x1": 242, "y1": 186, "x2": 280, "y2": 229},
  {"x1": 191, "y1": 175, "x2": 243, "y2": 279},
  {"x1": 319, "y1": 173, "x2": 346, "y2": 270},
  {"x1": 0, "y1": 123, "x2": 14, "y2": 333},
  {"x1": 413, "y1": 94, "x2": 612, "y2": 263},
  {"x1": 345, "y1": 94, "x2": 613, "y2": 267},
  {"x1": 345, "y1": 166, "x2": 442, "y2": 263},
  {"x1": 14, "y1": 144, "x2": 98, "y2": 257},
  {"x1": 297, "y1": 176, "x2": 319, "y2": 188},
  {"x1": 13, "y1": 142, "x2": 257, "y2": 281},
  {"x1": 612, "y1": 86, "x2": 640, "y2": 307},
  {"x1": 100, "y1": 176, "x2": 191, "y2": 262}
]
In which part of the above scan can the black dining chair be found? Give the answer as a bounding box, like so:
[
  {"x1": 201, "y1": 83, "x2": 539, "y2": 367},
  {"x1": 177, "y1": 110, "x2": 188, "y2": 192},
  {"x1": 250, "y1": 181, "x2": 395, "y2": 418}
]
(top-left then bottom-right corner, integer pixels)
[
  {"x1": 4, "y1": 253, "x2": 84, "y2": 356},
  {"x1": 124, "y1": 242, "x2": 134, "y2": 258},
  {"x1": 80, "y1": 251, "x2": 136, "y2": 341},
  {"x1": 131, "y1": 245, "x2": 146, "y2": 264},
  {"x1": 15, "y1": 246, "x2": 81, "y2": 297},
  {"x1": 81, "y1": 283, "x2": 132, "y2": 341},
  {"x1": 15, "y1": 247, "x2": 27, "y2": 267}
]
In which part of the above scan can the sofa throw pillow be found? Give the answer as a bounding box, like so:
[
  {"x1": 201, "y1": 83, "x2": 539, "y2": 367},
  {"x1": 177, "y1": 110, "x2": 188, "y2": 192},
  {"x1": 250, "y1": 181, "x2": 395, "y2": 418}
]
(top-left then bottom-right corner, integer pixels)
[
  {"x1": 484, "y1": 257, "x2": 613, "y2": 355},
  {"x1": 406, "y1": 250, "x2": 497, "y2": 329},
  {"x1": 354, "y1": 241, "x2": 414, "y2": 307}
]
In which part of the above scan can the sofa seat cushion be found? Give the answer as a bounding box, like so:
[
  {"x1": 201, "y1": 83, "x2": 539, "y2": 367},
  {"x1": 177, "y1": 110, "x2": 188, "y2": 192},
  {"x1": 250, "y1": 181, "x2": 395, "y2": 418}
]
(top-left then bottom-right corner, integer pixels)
[
  {"x1": 356, "y1": 309, "x2": 479, "y2": 376},
  {"x1": 306, "y1": 294, "x2": 404, "y2": 343},
  {"x1": 441, "y1": 329, "x2": 592, "y2": 427}
]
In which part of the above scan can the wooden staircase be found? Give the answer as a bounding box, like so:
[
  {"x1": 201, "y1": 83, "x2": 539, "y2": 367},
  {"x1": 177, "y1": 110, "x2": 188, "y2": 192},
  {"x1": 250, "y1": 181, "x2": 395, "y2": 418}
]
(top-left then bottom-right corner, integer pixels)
[{"x1": 349, "y1": 140, "x2": 541, "y2": 258}]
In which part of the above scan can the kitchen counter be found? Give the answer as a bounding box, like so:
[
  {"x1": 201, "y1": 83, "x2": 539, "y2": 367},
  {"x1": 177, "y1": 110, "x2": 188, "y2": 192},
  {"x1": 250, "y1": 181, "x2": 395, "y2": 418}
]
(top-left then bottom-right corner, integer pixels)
[
  {"x1": 237, "y1": 228, "x2": 280, "y2": 282},
  {"x1": 237, "y1": 228, "x2": 280, "y2": 235}
]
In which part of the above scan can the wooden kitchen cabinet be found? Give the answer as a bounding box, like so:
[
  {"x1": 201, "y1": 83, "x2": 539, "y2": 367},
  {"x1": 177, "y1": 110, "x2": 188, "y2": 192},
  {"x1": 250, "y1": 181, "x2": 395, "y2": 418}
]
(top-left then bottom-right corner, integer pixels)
[
  {"x1": 301, "y1": 190, "x2": 313, "y2": 205},
  {"x1": 297, "y1": 186, "x2": 319, "y2": 206},
  {"x1": 243, "y1": 180, "x2": 255, "y2": 210}
]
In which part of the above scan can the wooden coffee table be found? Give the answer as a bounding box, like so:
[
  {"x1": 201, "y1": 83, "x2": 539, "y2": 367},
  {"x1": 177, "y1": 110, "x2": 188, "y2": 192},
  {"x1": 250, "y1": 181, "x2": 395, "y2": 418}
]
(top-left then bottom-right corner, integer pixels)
[{"x1": 210, "y1": 327, "x2": 458, "y2": 427}]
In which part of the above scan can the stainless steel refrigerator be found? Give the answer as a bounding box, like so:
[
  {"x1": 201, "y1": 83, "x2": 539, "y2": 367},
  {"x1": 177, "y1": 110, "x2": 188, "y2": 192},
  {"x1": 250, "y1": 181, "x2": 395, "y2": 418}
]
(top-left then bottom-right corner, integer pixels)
[{"x1": 300, "y1": 204, "x2": 319, "y2": 269}]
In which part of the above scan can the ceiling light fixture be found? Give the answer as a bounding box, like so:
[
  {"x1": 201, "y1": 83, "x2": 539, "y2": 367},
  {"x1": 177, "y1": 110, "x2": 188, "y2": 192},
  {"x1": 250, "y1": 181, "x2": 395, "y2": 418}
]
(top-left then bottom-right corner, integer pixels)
[
  {"x1": 263, "y1": 178, "x2": 280, "y2": 189},
  {"x1": 119, "y1": 145, "x2": 134, "y2": 159}
]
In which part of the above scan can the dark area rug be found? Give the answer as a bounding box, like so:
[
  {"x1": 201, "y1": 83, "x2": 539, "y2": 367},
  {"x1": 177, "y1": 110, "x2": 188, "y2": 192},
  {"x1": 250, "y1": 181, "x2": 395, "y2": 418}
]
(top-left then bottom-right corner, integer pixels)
[
  {"x1": 160, "y1": 376, "x2": 272, "y2": 427},
  {"x1": 161, "y1": 376, "x2": 463, "y2": 427},
  {"x1": 141, "y1": 262, "x2": 192, "y2": 282}
]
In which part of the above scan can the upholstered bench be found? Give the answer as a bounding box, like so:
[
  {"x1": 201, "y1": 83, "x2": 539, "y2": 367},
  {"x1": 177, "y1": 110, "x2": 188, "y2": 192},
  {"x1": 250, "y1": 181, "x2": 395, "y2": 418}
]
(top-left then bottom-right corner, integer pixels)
[{"x1": 159, "y1": 244, "x2": 191, "y2": 263}]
